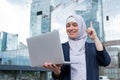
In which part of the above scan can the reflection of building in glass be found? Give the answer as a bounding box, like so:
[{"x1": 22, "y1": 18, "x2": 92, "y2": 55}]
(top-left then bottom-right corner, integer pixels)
[{"x1": 0, "y1": 31, "x2": 18, "y2": 51}]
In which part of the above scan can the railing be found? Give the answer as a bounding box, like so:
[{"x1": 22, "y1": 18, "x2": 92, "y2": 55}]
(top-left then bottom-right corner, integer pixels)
[{"x1": 103, "y1": 40, "x2": 120, "y2": 47}]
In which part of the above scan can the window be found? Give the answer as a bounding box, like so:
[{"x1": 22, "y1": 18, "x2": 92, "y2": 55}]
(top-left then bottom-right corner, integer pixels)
[
  {"x1": 37, "y1": 11, "x2": 42, "y2": 15},
  {"x1": 106, "y1": 16, "x2": 109, "y2": 21}
]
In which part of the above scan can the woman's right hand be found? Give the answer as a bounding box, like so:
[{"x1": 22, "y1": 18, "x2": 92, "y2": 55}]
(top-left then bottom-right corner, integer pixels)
[{"x1": 43, "y1": 62, "x2": 62, "y2": 77}]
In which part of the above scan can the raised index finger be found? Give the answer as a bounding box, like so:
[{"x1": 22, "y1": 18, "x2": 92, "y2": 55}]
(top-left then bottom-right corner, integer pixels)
[{"x1": 90, "y1": 21, "x2": 93, "y2": 28}]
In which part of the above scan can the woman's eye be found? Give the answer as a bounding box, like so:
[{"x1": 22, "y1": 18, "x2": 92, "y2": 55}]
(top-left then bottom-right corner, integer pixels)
[
  {"x1": 66, "y1": 23, "x2": 70, "y2": 27},
  {"x1": 73, "y1": 23, "x2": 78, "y2": 27}
]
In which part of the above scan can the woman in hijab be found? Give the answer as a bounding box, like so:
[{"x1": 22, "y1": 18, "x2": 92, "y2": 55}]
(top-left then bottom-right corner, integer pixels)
[{"x1": 43, "y1": 15, "x2": 111, "y2": 80}]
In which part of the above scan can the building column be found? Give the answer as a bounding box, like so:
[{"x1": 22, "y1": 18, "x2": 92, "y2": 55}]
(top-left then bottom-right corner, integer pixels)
[{"x1": 19, "y1": 70, "x2": 22, "y2": 80}]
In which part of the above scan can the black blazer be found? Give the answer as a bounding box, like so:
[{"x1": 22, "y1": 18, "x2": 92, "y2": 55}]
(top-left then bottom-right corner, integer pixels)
[{"x1": 52, "y1": 42, "x2": 111, "y2": 80}]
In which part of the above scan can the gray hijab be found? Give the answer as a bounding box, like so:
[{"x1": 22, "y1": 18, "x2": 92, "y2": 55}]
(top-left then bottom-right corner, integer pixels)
[
  {"x1": 66, "y1": 15, "x2": 87, "y2": 80},
  {"x1": 66, "y1": 15, "x2": 87, "y2": 55},
  {"x1": 66, "y1": 15, "x2": 87, "y2": 40}
]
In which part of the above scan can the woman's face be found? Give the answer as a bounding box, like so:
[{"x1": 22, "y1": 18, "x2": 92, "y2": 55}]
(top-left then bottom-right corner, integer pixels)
[{"x1": 66, "y1": 22, "x2": 79, "y2": 39}]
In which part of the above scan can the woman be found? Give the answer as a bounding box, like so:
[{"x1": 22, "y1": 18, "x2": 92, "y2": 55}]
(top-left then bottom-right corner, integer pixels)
[{"x1": 43, "y1": 15, "x2": 111, "y2": 80}]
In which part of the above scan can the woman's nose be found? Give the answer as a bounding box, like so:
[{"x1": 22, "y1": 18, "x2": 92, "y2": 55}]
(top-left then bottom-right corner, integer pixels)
[{"x1": 69, "y1": 26, "x2": 74, "y2": 29}]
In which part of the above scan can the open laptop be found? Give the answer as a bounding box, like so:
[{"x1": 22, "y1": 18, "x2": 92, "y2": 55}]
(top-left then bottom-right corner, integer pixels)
[{"x1": 27, "y1": 30, "x2": 76, "y2": 67}]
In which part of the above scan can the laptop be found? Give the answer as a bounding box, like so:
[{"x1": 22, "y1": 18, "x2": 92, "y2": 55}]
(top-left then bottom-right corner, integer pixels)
[{"x1": 27, "y1": 30, "x2": 76, "y2": 67}]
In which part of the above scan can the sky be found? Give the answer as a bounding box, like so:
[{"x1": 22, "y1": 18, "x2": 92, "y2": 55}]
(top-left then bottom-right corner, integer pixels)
[{"x1": 0, "y1": 0, "x2": 31, "y2": 44}]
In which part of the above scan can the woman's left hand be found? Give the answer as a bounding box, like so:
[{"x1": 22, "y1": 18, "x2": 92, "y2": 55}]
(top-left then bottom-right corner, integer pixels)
[
  {"x1": 86, "y1": 21, "x2": 98, "y2": 41},
  {"x1": 86, "y1": 21, "x2": 103, "y2": 50}
]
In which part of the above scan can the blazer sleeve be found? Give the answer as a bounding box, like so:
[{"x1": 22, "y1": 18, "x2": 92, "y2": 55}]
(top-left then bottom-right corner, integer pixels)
[{"x1": 96, "y1": 46, "x2": 111, "y2": 66}]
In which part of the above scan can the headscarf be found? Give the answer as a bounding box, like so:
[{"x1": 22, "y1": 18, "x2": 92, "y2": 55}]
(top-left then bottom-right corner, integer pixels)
[
  {"x1": 66, "y1": 15, "x2": 87, "y2": 40},
  {"x1": 66, "y1": 15, "x2": 87, "y2": 80},
  {"x1": 66, "y1": 15, "x2": 87, "y2": 55}
]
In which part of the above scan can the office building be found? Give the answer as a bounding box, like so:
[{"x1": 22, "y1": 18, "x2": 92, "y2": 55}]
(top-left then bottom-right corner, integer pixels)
[
  {"x1": 0, "y1": 31, "x2": 18, "y2": 52},
  {"x1": 102, "y1": 0, "x2": 120, "y2": 41},
  {"x1": 30, "y1": 0, "x2": 51, "y2": 36}
]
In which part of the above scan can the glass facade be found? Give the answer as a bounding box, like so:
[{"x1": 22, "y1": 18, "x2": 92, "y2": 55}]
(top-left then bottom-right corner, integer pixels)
[
  {"x1": 0, "y1": 31, "x2": 18, "y2": 51},
  {"x1": 0, "y1": 48, "x2": 30, "y2": 65},
  {"x1": 30, "y1": 0, "x2": 51, "y2": 37},
  {"x1": 103, "y1": 0, "x2": 120, "y2": 41}
]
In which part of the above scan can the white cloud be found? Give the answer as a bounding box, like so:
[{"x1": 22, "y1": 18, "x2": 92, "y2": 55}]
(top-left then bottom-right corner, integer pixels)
[
  {"x1": 0, "y1": 0, "x2": 31, "y2": 44},
  {"x1": 51, "y1": 22, "x2": 68, "y2": 43}
]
